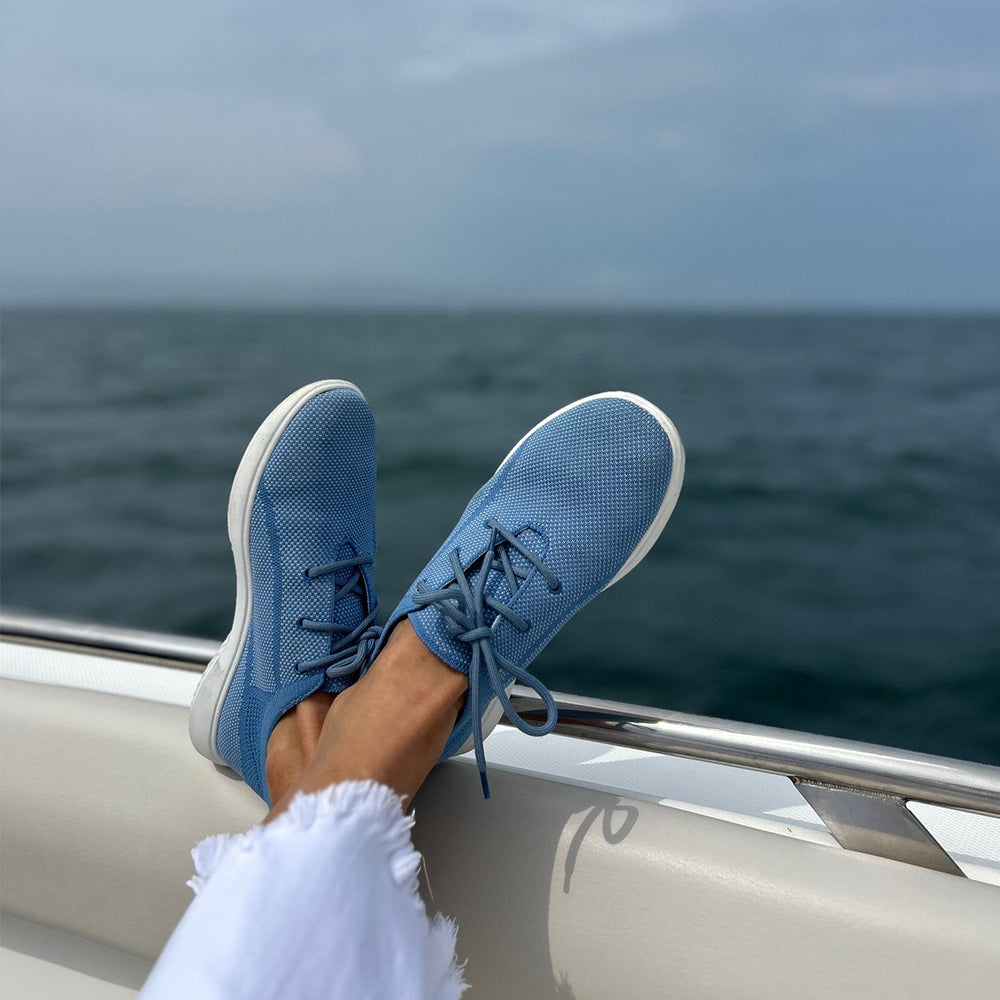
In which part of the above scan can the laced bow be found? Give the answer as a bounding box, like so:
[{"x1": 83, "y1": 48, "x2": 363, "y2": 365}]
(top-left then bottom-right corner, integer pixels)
[
  {"x1": 412, "y1": 518, "x2": 560, "y2": 797},
  {"x1": 295, "y1": 555, "x2": 381, "y2": 679}
]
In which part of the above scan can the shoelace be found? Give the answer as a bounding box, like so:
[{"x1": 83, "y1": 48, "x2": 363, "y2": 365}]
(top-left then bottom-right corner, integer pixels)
[
  {"x1": 295, "y1": 555, "x2": 382, "y2": 679},
  {"x1": 412, "y1": 518, "x2": 560, "y2": 798}
]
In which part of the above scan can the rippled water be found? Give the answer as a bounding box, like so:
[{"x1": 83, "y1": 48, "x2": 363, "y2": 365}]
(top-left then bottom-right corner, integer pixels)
[{"x1": 2, "y1": 308, "x2": 998, "y2": 763}]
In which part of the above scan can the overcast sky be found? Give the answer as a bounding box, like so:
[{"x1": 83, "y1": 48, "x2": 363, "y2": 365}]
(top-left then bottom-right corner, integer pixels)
[{"x1": 3, "y1": 0, "x2": 998, "y2": 308}]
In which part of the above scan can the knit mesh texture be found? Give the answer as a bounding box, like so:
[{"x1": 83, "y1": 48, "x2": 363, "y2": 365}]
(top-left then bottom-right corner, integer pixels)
[
  {"x1": 216, "y1": 387, "x2": 377, "y2": 799},
  {"x1": 382, "y1": 395, "x2": 674, "y2": 758}
]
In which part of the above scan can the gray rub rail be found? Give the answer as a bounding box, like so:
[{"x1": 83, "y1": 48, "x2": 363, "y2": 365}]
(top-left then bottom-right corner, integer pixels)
[{"x1": 3, "y1": 611, "x2": 998, "y2": 875}]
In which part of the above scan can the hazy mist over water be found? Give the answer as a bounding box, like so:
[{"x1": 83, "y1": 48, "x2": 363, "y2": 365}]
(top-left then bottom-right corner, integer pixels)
[{"x1": 2, "y1": 308, "x2": 998, "y2": 764}]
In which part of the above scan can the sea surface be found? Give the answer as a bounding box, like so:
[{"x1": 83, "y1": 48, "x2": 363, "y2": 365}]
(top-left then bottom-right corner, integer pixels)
[{"x1": 2, "y1": 309, "x2": 998, "y2": 764}]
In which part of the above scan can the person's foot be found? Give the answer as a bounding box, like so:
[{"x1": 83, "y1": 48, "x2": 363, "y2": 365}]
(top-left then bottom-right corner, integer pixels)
[
  {"x1": 190, "y1": 381, "x2": 379, "y2": 803},
  {"x1": 377, "y1": 391, "x2": 684, "y2": 796}
]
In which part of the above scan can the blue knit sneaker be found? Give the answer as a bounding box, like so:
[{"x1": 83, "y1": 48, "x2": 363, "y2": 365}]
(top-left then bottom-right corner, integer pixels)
[
  {"x1": 378, "y1": 391, "x2": 684, "y2": 796},
  {"x1": 190, "y1": 380, "x2": 379, "y2": 803}
]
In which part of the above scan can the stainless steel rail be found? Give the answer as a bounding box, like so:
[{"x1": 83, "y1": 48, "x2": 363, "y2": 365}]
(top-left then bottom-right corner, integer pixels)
[
  {"x1": 506, "y1": 690, "x2": 1000, "y2": 819},
  {"x1": 1, "y1": 611, "x2": 219, "y2": 665},
  {"x1": 3, "y1": 611, "x2": 998, "y2": 874}
]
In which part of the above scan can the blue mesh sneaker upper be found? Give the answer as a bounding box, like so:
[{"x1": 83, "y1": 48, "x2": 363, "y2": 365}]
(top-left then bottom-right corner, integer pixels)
[
  {"x1": 214, "y1": 386, "x2": 378, "y2": 802},
  {"x1": 378, "y1": 392, "x2": 681, "y2": 796}
]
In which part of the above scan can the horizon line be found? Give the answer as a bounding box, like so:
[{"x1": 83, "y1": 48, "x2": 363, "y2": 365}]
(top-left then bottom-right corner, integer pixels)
[{"x1": 4, "y1": 296, "x2": 1000, "y2": 317}]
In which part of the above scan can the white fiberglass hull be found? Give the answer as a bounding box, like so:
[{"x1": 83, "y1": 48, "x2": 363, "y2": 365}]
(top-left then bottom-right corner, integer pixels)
[{"x1": 2, "y1": 627, "x2": 999, "y2": 999}]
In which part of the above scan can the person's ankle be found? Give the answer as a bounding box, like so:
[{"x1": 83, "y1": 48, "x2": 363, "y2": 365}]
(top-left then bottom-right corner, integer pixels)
[
  {"x1": 366, "y1": 619, "x2": 468, "y2": 714},
  {"x1": 260, "y1": 622, "x2": 471, "y2": 815},
  {"x1": 265, "y1": 691, "x2": 335, "y2": 803}
]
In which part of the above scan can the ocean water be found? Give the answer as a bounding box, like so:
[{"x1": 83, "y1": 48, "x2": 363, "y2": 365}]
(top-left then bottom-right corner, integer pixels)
[{"x1": 2, "y1": 308, "x2": 998, "y2": 764}]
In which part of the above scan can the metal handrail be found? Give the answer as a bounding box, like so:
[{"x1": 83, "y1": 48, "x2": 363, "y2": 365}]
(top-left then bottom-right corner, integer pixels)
[
  {"x1": 0, "y1": 610, "x2": 219, "y2": 664},
  {"x1": 4, "y1": 610, "x2": 998, "y2": 820},
  {"x1": 507, "y1": 691, "x2": 1000, "y2": 819}
]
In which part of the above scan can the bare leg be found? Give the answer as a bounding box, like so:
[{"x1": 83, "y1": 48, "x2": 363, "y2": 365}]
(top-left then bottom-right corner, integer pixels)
[
  {"x1": 265, "y1": 619, "x2": 468, "y2": 822},
  {"x1": 265, "y1": 692, "x2": 335, "y2": 806}
]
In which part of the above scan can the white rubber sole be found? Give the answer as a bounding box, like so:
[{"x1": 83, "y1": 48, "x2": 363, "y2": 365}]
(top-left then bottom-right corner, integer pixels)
[
  {"x1": 459, "y1": 390, "x2": 686, "y2": 754},
  {"x1": 188, "y1": 379, "x2": 365, "y2": 764}
]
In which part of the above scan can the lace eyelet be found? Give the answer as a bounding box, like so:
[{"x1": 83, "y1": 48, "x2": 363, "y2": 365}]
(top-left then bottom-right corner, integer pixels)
[
  {"x1": 303, "y1": 568, "x2": 313, "y2": 580},
  {"x1": 295, "y1": 617, "x2": 305, "y2": 628},
  {"x1": 549, "y1": 580, "x2": 561, "y2": 593}
]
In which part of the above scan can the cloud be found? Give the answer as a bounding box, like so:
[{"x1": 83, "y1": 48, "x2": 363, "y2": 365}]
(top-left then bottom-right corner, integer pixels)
[
  {"x1": 813, "y1": 68, "x2": 1000, "y2": 108},
  {"x1": 2, "y1": 0, "x2": 998, "y2": 306},
  {"x1": 2, "y1": 88, "x2": 359, "y2": 207},
  {"x1": 393, "y1": 0, "x2": 681, "y2": 83}
]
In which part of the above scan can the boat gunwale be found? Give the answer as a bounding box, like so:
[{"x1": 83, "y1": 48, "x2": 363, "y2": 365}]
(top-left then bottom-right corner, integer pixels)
[{"x1": 5, "y1": 610, "x2": 998, "y2": 824}]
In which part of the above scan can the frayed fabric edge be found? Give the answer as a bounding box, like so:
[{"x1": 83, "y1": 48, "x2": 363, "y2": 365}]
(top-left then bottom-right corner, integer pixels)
[
  {"x1": 185, "y1": 780, "x2": 467, "y2": 996},
  {"x1": 187, "y1": 780, "x2": 415, "y2": 895},
  {"x1": 426, "y1": 913, "x2": 468, "y2": 1000}
]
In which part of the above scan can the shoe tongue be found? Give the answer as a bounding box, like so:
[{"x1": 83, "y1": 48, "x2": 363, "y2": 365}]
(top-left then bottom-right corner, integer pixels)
[
  {"x1": 475, "y1": 526, "x2": 545, "y2": 625},
  {"x1": 328, "y1": 541, "x2": 365, "y2": 645}
]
